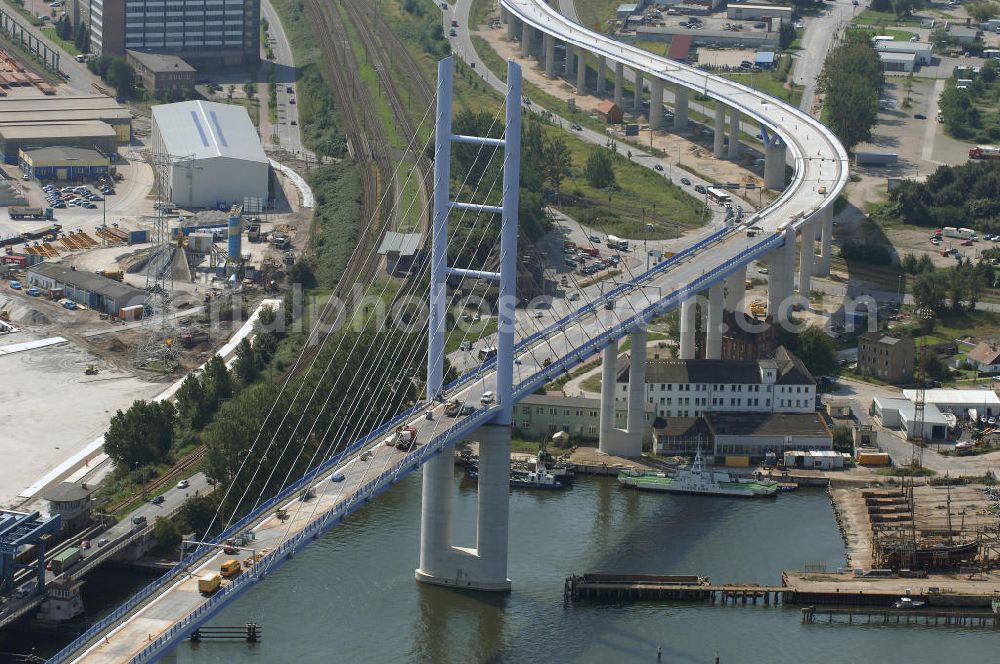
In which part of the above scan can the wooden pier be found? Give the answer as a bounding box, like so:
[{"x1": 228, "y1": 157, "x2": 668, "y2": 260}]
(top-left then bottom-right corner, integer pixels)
[
  {"x1": 801, "y1": 606, "x2": 998, "y2": 626},
  {"x1": 564, "y1": 574, "x2": 784, "y2": 605}
]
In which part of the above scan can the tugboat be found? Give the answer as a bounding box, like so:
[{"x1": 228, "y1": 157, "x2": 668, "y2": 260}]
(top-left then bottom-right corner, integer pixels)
[
  {"x1": 618, "y1": 446, "x2": 779, "y2": 498},
  {"x1": 532, "y1": 448, "x2": 575, "y2": 485},
  {"x1": 894, "y1": 591, "x2": 926, "y2": 610},
  {"x1": 466, "y1": 453, "x2": 568, "y2": 490}
]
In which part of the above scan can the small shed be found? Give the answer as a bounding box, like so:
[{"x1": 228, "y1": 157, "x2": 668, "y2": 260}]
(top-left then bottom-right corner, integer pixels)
[
  {"x1": 596, "y1": 100, "x2": 623, "y2": 124},
  {"x1": 754, "y1": 51, "x2": 775, "y2": 69},
  {"x1": 617, "y1": 3, "x2": 639, "y2": 18}
]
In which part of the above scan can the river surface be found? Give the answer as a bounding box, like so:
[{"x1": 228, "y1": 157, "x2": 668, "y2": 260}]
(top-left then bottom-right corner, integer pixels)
[{"x1": 144, "y1": 472, "x2": 1000, "y2": 662}]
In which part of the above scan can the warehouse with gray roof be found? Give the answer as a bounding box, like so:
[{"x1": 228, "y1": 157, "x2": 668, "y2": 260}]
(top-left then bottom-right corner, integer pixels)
[
  {"x1": 151, "y1": 100, "x2": 269, "y2": 209},
  {"x1": 27, "y1": 262, "x2": 145, "y2": 315}
]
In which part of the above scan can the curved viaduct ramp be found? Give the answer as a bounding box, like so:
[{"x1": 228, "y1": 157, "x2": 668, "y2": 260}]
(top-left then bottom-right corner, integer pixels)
[{"x1": 501, "y1": 0, "x2": 849, "y2": 233}]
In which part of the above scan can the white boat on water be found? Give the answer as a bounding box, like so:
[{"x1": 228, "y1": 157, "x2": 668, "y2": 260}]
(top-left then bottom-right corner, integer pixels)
[
  {"x1": 618, "y1": 447, "x2": 778, "y2": 498},
  {"x1": 894, "y1": 595, "x2": 925, "y2": 610}
]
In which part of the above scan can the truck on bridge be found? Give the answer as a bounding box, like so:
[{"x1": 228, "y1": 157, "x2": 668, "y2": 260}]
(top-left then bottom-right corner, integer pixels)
[
  {"x1": 50, "y1": 546, "x2": 81, "y2": 574},
  {"x1": 9, "y1": 207, "x2": 54, "y2": 220},
  {"x1": 383, "y1": 426, "x2": 417, "y2": 450},
  {"x1": 969, "y1": 145, "x2": 1000, "y2": 160}
]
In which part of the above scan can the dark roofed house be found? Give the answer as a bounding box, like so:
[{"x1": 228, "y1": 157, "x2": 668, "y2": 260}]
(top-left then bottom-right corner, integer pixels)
[
  {"x1": 127, "y1": 51, "x2": 197, "y2": 95},
  {"x1": 377, "y1": 232, "x2": 422, "y2": 275},
  {"x1": 857, "y1": 331, "x2": 914, "y2": 383},
  {"x1": 720, "y1": 310, "x2": 780, "y2": 361},
  {"x1": 42, "y1": 482, "x2": 93, "y2": 532},
  {"x1": 596, "y1": 101, "x2": 623, "y2": 125},
  {"x1": 966, "y1": 341, "x2": 1000, "y2": 374}
]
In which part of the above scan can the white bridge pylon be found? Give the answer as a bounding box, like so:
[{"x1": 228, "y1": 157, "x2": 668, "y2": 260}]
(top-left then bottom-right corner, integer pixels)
[{"x1": 416, "y1": 56, "x2": 522, "y2": 592}]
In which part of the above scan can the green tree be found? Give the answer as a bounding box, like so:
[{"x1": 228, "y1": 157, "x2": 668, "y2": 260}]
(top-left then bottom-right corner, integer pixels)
[
  {"x1": 178, "y1": 494, "x2": 220, "y2": 535},
  {"x1": 585, "y1": 148, "x2": 615, "y2": 189},
  {"x1": 779, "y1": 21, "x2": 797, "y2": 50},
  {"x1": 792, "y1": 326, "x2": 838, "y2": 377},
  {"x1": 832, "y1": 425, "x2": 854, "y2": 453},
  {"x1": 203, "y1": 355, "x2": 233, "y2": 411},
  {"x1": 819, "y1": 40, "x2": 882, "y2": 149},
  {"x1": 967, "y1": 0, "x2": 999, "y2": 21},
  {"x1": 913, "y1": 270, "x2": 948, "y2": 313},
  {"x1": 104, "y1": 400, "x2": 176, "y2": 467},
  {"x1": 870, "y1": 0, "x2": 893, "y2": 10},
  {"x1": 152, "y1": 516, "x2": 182, "y2": 552},
  {"x1": 175, "y1": 374, "x2": 210, "y2": 430},
  {"x1": 544, "y1": 134, "x2": 572, "y2": 198},
  {"x1": 892, "y1": 0, "x2": 925, "y2": 17},
  {"x1": 233, "y1": 338, "x2": 259, "y2": 385},
  {"x1": 901, "y1": 252, "x2": 919, "y2": 274},
  {"x1": 107, "y1": 57, "x2": 136, "y2": 99}
]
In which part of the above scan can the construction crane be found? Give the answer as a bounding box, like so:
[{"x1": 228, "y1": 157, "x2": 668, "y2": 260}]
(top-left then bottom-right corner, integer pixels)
[
  {"x1": 910, "y1": 308, "x2": 934, "y2": 469},
  {"x1": 127, "y1": 148, "x2": 195, "y2": 372}
]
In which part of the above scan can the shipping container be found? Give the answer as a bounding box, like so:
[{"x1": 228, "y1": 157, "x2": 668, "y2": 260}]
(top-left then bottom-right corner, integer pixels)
[
  {"x1": 857, "y1": 452, "x2": 890, "y2": 466},
  {"x1": 51, "y1": 546, "x2": 81, "y2": 574},
  {"x1": 118, "y1": 304, "x2": 144, "y2": 321},
  {"x1": 198, "y1": 573, "x2": 221, "y2": 595},
  {"x1": 724, "y1": 455, "x2": 750, "y2": 467},
  {"x1": 128, "y1": 230, "x2": 148, "y2": 244}
]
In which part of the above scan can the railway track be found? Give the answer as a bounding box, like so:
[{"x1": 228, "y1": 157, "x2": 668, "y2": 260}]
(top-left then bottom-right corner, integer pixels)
[{"x1": 104, "y1": 446, "x2": 208, "y2": 516}]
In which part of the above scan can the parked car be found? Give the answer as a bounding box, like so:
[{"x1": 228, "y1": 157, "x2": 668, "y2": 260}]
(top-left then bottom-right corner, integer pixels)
[
  {"x1": 151, "y1": 495, "x2": 165, "y2": 505},
  {"x1": 9, "y1": 281, "x2": 21, "y2": 290},
  {"x1": 914, "y1": 113, "x2": 927, "y2": 119},
  {"x1": 177, "y1": 479, "x2": 190, "y2": 489},
  {"x1": 680, "y1": 177, "x2": 691, "y2": 185},
  {"x1": 653, "y1": 164, "x2": 664, "y2": 172}
]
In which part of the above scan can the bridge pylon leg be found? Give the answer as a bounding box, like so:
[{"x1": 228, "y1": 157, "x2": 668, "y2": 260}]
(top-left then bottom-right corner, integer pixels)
[
  {"x1": 673, "y1": 86, "x2": 689, "y2": 130},
  {"x1": 713, "y1": 105, "x2": 726, "y2": 158}
]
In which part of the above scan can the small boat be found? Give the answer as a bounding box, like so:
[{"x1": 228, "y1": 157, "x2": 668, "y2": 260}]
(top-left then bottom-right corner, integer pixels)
[
  {"x1": 618, "y1": 446, "x2": 779, "y2": 498},
  {"x1": 510, "y1": 468, "x2": 564, "y2": 490},
  {"x1": 894, "y1": 596, "x2": 925, "y2": 610}
]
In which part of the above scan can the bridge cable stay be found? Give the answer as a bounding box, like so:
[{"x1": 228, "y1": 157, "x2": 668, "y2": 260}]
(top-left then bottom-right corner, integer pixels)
[
  {"x1": 261, "y1": 82, "x2": 563, "y2": 548},
  {"x1": 261, "y1": 120, "x2": 521, "y2": 538},
  {"x1": 201, "y1": 91, "x2": 516, "y2": 542},
  {"x1": 194, "y1": 96, "x2": 440, "y2": 539},
  {"x1": 219, "y1": 103, "x2": 514, "y2": 534}
]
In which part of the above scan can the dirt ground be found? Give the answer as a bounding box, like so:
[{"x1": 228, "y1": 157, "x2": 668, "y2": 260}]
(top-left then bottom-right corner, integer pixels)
[{"x1": 481, "y1": 27, "x2": 775, "y2": 201}]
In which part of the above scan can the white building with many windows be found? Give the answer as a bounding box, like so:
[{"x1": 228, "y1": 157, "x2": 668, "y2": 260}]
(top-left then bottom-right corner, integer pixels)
[{"x1": 616, "y1": 346, "x2": 816, "y2": 418}]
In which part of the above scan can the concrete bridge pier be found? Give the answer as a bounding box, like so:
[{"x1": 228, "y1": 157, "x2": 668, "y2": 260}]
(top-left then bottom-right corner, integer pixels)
[
  {"x1": 576, "y1": 47, "x2": 586, "y2": 93},
  {"x1": 564, "y1": 42, "x2": 574, "y2": 76},
  {"x1": 705, "y1": 283, "x2": 724, "y2": 360},
  {"x1": 506, "y1": 15, "x2": 519, "y2": 41},
  {"x1": 713, "y1": 104, "x2": 726, "y2": 158},
  {"x1": 679, "y1": 297, "x2": 697, "y2": 359},
  {"x1": 673, "y1": 86, "x2": 689, "y2": 130},
  {"x1": 649, "y1": 78, "x2": 664, "y2": 130},
  {"x1": 798, "y1": 215, "x2": 816, "y2": 301},
  {"x1": 598, "y1": 343, "x2": 618, "y2": 453},
  {"x1": 416, "y1": 424, "x2": 512, "y2": 592},
  {"x1": 596, "y1": 55, "x2": 607, "y2": 96},
  {"x1": 633, "y1": 69, "x2": 643, "y2": 113},
  {"x1": 724, "y1": 267, "x2": 745, "y2": 313},
  {"x1": 544, "y1": 34, "x2": 556, "y2": 76},
  {"x1": 520, "y1": 23, "x2": 532, "y2": 57},
  {"x1": 614, "y1": 62, "x2": 624, "y2": 106},
  {"x1": 767, "y1": 244, "x2": 786, "y2": 323},
  {"x1": 728, "y1": 110, "x2": 740, "y2": 159},
  {"x1": 814, "y1": 205, "x2": 833, "y2": 277},
  {"x1": 779, "y1": 227, "x2": 797, "y2": 323},
  {"x1": 764, "y1": 140, "x2": 785, "y2": 190},
  {"x1": 599, "y1": 329, "x2": 646, "y2": 457}
]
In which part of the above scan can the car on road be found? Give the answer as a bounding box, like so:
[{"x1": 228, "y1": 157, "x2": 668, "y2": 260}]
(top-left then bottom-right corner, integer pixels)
[
  {"x1": 480, "y1": 391, "x2": 495, "y2": 404},
  {"x1": 286, "y1": 86, "x2": 293, "y2": 93},
  {"x1": 571, "y1": 123, "x2": 582, "y2": 131},
  {"x1": 331, "y1": 472, "x2": 346, "y2": 482},
  {"x1": 589, "y1": 234, "x2": 601, "y2": 243},
  {"x1": 81, "y1": 540, "x2": 91, "y2": 549},
  {"x1": 97, "y1": 538, "x2": 109, "y2": 547},
  {"x1": 680, "y1": 177, "x2": 691, "y2": 185},
  {"x1": 458, "y1": 404, "x2": 475, "y2": 416},
  {"x1": 289, "y1": 97, "x2": 296, "y2": 104},
  {"x1": 694, "y1": 184, "x2": 706, "y2": 194},
  {"x1": 290, "y1": 119, "x2": 297, "y2": 125},
  {"x1": 151, "y1": 495, "x2": 165, "y2": 505},
  {"x1": 177, "y1": 479, "x2": 190, "y2": 489},
  {"x1": 9, "y1": 280, "x2": 21, "y2": 290},
  {"x1": 451, "y1": 18, "x2": 459, "y2": 26},
  {"x1": 26, "y1": 287, "x2": 41, "y2": 296},
  {"x1": 449, "y1": 27, "x2": 457, "y2": 36},
  {"x1": 758, "y1": 267, "x2": 769, "y2": 275},
  {"x1": 653, "y1": 164, "x2": 664, "y2": 172},
  {"x1": 914, "y1": 114, "x2": 926, "y2": 119}
]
